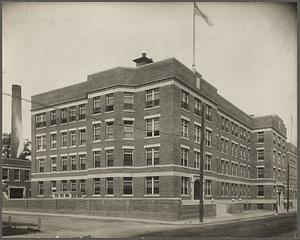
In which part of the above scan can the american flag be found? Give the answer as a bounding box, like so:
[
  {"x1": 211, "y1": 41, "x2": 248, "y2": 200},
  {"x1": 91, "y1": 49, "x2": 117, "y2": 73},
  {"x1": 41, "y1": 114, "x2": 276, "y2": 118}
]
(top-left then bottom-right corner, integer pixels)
[{"x1": 194, "y1": 2, "x2": 213, "y2": 27}]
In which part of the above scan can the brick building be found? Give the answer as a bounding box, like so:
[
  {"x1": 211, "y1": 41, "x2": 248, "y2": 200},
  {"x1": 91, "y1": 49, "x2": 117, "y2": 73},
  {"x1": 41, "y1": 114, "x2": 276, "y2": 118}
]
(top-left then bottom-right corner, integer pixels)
[
  {"x1": 30, "y1": 54, "x2": 293, "y2": 214},
  {"x1": 286, "y1": 142, "x2": 297, "y2": 207}
]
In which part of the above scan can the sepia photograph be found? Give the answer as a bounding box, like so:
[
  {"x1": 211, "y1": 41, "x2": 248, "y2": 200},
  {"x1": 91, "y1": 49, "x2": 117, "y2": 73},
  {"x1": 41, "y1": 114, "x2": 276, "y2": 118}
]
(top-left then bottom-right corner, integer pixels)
[{"x1": 1, "y1": 1, "x2": 298, "y2": 238}]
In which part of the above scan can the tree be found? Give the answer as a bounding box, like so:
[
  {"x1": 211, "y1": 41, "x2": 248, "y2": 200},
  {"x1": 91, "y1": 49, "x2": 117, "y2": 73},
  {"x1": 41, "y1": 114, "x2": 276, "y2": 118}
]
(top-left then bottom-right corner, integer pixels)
[{"x1": 2, "y1": 133, "x2": 31, "y2": 160}]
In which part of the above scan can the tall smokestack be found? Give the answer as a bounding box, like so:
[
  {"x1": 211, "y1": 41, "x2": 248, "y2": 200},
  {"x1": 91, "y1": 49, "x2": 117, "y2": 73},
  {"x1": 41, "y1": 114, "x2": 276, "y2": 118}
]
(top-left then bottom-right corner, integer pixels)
[{"x1": 11, "y1": 84, "x2": 23, "y2": 159}]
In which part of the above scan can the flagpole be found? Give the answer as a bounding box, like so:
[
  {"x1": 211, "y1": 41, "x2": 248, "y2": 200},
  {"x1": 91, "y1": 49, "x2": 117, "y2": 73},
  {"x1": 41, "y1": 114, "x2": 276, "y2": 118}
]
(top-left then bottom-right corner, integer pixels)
[{"x1": 193, "y1": 2, "x2": 196, "y2": 73}]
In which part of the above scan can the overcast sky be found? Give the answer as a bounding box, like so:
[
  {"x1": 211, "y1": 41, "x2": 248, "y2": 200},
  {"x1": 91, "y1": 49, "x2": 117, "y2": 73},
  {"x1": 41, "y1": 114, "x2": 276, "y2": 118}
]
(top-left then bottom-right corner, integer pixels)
[{"x1": 2, "y1": 2, "x2": 297, "y2": 145}]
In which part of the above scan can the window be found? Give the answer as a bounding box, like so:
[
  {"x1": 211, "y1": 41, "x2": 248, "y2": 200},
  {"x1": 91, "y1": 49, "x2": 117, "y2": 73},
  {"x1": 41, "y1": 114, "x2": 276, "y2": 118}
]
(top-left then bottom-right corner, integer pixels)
[
  {"x1": 106, "y1": 178, "x2": 114, "y2": 195},
  {"x1": 2, "y1": 168, "x2": 8, "y2": 180},
  {"x1": 278, "y1": 137, "x2": 281, "y2": 147},
  {"x1": 273, "y1": 133, "x2": 276, "y2": 144},
  {"x1": 70, "y1": 180, "x2": 76, "y2": 192},
  {"x1": 205, "y1": 154, "x2": 212, "y2": 171},
  {"x1": 24, "y1": 170, "x2": 30, "y2": 181},
  {"x1": 181, "y1": 177, "x2": 189, "y2": 195},
  {"x1": 80, "y1": 180, "x2": 86, "y2": 195},
  {"x1": 79, "y1": 129, "x2": 86, "y2": 145},
  {"x1": 221, "y1": 117, "x2": 225, "y2": 130},
  {"x1": 194, "y1": 151, "x2": 200, "y2": 169},
  {"x1": 257, "y1": 185, "x2": 264, "y2": 197},
  {"x1": 70, "y1": 130, "x2": 77, "y2": 146},
  {"x1": 94, "y1": 178, "x2": 101, "y2": 195},
  {"x1": 93, "y1": 96, "x2": 101, "y2": 114},
  {"x1": 124, "y1": 149, "x2": 133, "y2": 166},
  {"x1": 61, "y1": 108, "x2": 68, "y2": 124},
  {"x1": 124, "y1": 92, "x2": 134, "y2": 110},
  {"x1": 124, "y1": 121, "x2": 134, "y2": 139},
  {"x1": 50, "y1": 111, "x2": 57, "y2": 125},
  {"x1": 94, "y1": 151, "x2": 101, "y2": 168},
  {"x1": 146, "y1": 147, "x2": 159, "y2": 165},
  {"x1": 39, "y1": 159, "x2": 45, "y2": 173},
  {"x1": 106, "y1": 94, "x2": 114, "y2": 112},
  {"x1": 194, "y1": 125, "x2": 201, "y2": 143},
  {"x1": 69, "y1": 106, "x2": 76, "y2": 122},
  {"x1": 50, "y1": 133, "x2": 57, "y2": 149},
  {"x1": 51, "y1": 157, "x2": 57, "y2": 171},
  {"x1": 62, "y1": 180, "x2": 68, "y2": 191},
  {"x1": 79, "y1": 104, "x2": 86, "y2": 120},
  {"x1": 257, "y1": 132, "x2": 264, "y2": 143},
  {"x1": 194, "y1": 98, "x2": 201, "y2": 116},
  {"x1": 62, "y1": 156, "x2": 68, "y2": 171},
  {"x1": 257, "y1": 167, "x2": 264, "y2": 178},
  {"x1": 61, "y1": 132, "x2": 68, "y2": 148},
  {"x1": 231, "y1": 123, "x2": 235, "y2": 135},
  {"x1": 106, "y1": 121, "x2": 114, "y2": 139},
  {"x1": 205, "y1": 180, "x2": 212, "y2": 196},
  {"x1": 181, "y1": 148, "x2": 188, "y2": 166},
  {"x1": 145, "y1": 88, "x2": 160, "y2": 108},
  {"x1": 106, "y1": 149, "x2": 114, "y2": 167},
  {"x1": 235, "y1": 125, "x2": 238, "y2": 137},
  {"x1": 145, "y1": 176, "x2": 159, "y2": 195},
  {"x1": 225, "y1": 120, "x2": 229, "y2": 132},
  {"x1": 123, "y1": 177, "x2": 133, "y2": 195},
  {"x1": 146, "y1": 117, "x2": 160, "y2": 137},
  {"x1": 181, "y1": 119, "x2": 189, "y2": 138},
  {"x1": 38, "y1": 181, "x2": 44, "y2": 195},
  {"x1": 79, "y1": 154, "x2": 86, "y2": 170},
  {"x1": 70, "y1": 155, "x2": 77, "y2": 170},
  {"x1": 257, "y1": 203, "x2": 264, "y2": 209},
  {"x1": 36, "y1": 135, "x2": 46, "y2": 151},
  {"x1": 93, "y1": 123, "x2": 101, "y2": 141},
  {"x1": 273, "y1": 168, "x2": 276, "y2": 179},
  {"x1": 181, "y1": 90, "x2": 189, "y2": 110},
  {"x1": 257, "y1": 149, "x2": 264, "y2": 161},
  {"x1": 51, "y1": 181, "x2": 57, "y2": 194},
  {"x1": 206, "y1": 105, "x2": 212, "y2": 121},
  {"x1": 205, "y1": 129, "x2": 212, "y2": 147},
  {"x1": 36, "y1": 113, "x2": 46, "y2": 128}
]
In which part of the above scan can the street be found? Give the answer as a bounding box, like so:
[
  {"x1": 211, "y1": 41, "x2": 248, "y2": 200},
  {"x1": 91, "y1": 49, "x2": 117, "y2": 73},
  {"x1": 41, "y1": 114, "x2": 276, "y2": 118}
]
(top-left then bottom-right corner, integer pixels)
[{"x1": 2, "y1": 212, "x2": 297, "y2": 238}]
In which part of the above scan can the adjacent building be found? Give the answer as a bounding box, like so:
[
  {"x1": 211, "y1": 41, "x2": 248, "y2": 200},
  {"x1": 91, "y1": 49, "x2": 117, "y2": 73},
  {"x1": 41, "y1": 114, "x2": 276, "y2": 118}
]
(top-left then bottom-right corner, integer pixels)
[
  {"x1": 30, "y1": 54, "x2": 294, "y2": 212},
  {"x1": 286, "y1": 142, "x2": 297, "y2": 207}
]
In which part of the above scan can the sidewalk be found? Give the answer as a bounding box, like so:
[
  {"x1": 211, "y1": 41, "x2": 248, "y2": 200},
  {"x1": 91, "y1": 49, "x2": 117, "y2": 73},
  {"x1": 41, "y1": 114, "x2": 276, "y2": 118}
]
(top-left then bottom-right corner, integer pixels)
[{"x1": 3, "y1": 208, "x2": 296, "y2": 226}]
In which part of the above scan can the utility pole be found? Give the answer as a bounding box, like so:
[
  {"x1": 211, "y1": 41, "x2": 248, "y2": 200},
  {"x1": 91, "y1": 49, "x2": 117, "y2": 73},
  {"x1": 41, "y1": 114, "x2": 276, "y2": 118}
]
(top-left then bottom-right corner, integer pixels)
[{"x1": 199, "y1": 101, "x2": 205, "y2": 222}]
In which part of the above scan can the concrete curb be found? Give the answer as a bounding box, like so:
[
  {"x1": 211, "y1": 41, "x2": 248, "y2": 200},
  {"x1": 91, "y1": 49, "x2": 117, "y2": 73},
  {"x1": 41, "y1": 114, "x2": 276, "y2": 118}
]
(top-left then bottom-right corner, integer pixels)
[{"x1": 2, "y1": 209, "x2": 296, "y2": 226}]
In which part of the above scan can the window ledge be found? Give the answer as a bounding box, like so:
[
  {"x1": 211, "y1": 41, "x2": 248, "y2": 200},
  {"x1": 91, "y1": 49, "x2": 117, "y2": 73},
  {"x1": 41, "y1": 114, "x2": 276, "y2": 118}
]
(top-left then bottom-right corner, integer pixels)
[
  {"x1": 92, "y1": 140, "x2": 101, "y2": 143},
  {"x1": 181, "y1": 137, "x2": 190, "y2": 141},
  {"x1": 78, "y1": 119, "x2": 86, "y2": 122},
  {"x1": 144, "y1": 194, "x2": 160, "y2": 197},
  {"x1": 123, "y1": 110, "x2": 135, "y2": 112},
  {"x1": 92, "y1": 113, "x2": 101, "y2": 116},
  {"x1": 144, "y1": 136, "x2": 160, "y2": 139},
  {"x1": 69, "y1": 146, "x2": 77, "y2": 148},
  {"x1": 92, "y1": 194, "x2": 102, "y2": 197},
  {"x1": 180, "y1": 107, "x2": 190, "y2": 113},
  {"x1": 122, "y1": 194, "x2": 134, "y2": 197},
  {"x1": 36, "y1": 127, "x2": 46, "y2": 130},
  {"x1": 104, "y1": 139, "x2": 114, "y2": 142},
  {"x1": 50, "y1": 148, "x2": 57, "y2": 150},
  {"x1": 36, "y1": 149, "x2": 46, "y2": 152},
  {"x1": 78, "y1": 145, "x2": 86, "y2": 147},
  {"x1": 105, "y1": 194, "x2": 114, "y2": 197},
  {"x1": 50, "y1": 125, "x2": 57, "y2": 127},
  {"x1": 60, "y1": 123, "x2": 68, "y2": 126},
  {"x1": 105, "y1": 111, "x2": 114, "y2": 114},
  {"x1": 144, "y1": 106, "x2": 160, "y2": 111},
  {"x1": 123, "y1": 138, "x2": 134, "y2": 140},
  {"x1": 61, "y1": 147, "x2": 68, "y2": 149}
]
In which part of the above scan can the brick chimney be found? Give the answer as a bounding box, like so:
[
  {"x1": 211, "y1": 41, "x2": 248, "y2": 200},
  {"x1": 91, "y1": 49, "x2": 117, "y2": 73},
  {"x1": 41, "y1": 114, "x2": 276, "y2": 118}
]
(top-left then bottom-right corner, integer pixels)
[
  {"x1": 11, "y1": 84, "x2": 22, "y2": 158},
  {"x1": 133, "y1": 53, "x2": 153, "y2": 67}
]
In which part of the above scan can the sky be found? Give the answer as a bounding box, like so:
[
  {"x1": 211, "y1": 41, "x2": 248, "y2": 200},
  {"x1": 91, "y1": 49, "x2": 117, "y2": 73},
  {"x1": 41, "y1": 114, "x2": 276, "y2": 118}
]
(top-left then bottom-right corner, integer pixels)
[{"x1": 2, "y1": 2, "x2": 297, "y2": 145}]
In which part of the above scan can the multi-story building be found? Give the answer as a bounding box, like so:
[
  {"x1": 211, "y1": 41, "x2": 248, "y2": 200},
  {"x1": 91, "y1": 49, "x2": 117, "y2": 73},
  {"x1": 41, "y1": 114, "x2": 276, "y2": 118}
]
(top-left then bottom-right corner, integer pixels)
[
  {"x1": 286, "y1": 142, "x2": 297, "y2": 207},
  {"x1": 30, "y1": 54, "x2": 292, "y2": 212}
]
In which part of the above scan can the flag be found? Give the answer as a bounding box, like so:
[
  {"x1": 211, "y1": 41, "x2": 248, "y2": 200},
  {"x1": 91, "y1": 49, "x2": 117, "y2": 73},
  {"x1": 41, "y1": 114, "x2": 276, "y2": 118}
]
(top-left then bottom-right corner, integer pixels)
[{"x1": 194, "y1": 2, "x2": 213, "y2": 27}]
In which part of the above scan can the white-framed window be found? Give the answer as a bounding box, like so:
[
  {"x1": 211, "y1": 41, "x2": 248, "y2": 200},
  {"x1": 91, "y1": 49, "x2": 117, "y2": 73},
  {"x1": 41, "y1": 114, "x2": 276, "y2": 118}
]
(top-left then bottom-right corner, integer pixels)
[
  {"x1": 257, "y1": 185, "x2": 264, "y2": 197},
  {"x1": 50, "y1": 110, "x2": 57, "y2": 126},
  {"x1": 61, "y1": 180, "x2": 68, "y2": 191},
  {"x1": 124, "y1": 92, "x2": 134, "y2": 110},
  {"x1": 79, "y1": 154, "x2": 86, "y2": 170},
  {"x1": 123, "y1": 177, "x2": 133, "y2": 195},
  {"x1": 60, "y1": 108, "x2": 68, "y2": 124},
  {"x1": 79, "y1": 104, "x2": 86, "y2": 120},
  {"x1": 194, "y1": 98, "x2": 201, "y2": 116},
  {"x1": 61, "y1": 132, "x2": 68, "y2": 148},
  {"x1": 51, "y1": 181, "x2": 57, "y2": 194},
  {"x1": 106, "y1": 94, "x2": 114, "y2": 112},
  {"x1": 205, "y1": 129, "x2": 212, "y2": 147},
  {"x1": 273, "y1": 167, "x2": 276, "y2": 179},
  {"x1": 257, "y1": 149, "x2": 264, "y2": 161},
  {"x1": 145, "y1": 176, "x2": 159, "y2": 195},
  {"x1": 79, "y1": 129, "x2": 86, "y2": 145},
  {"x1": 106, "y1": 121, "x2": 114, "y2": 140},
  {"x1": 2, "y1": 168, "x2": 8, "y2": 180},
  {"x1": 205, "y1": 154, "x2": 212, "y2": 171},
  {"x1": 70, "y1": 130, "x2": 77, "y2": 146},
  {"x1": 106, "y1": 178, "x2": 114, "y2": 195},
  {"x1": 94, "y1": 178, "x2": 101, "y2": 195},
  {"x1": 94, "y1": 151, "x2": 101, "y2": 168},
  {"x1": 38, "y1": 181, "x2": 44, "y2": 195},
  {"x1": 70, "y1": 155, "x2": 77, "y2": 170},
  {"x1": 93, "y1": 96, "x2": 101, "y2": 114},
  {"x1": 194, "y1": 124, "x2": 201, "y2": 143},
  {"x1": 69, "y1": 106, "x2": 77, "y2": 122},
  {"x1": 70, "y1": 180, "x2": 77, "y2": 192},
  {"x1": 194, "y1": 151, "x2": 200, "y2": 169},
  {"x1": 181, "y1": 177, "x2": 189, "y2": 195},
  {"x1": 39, "y1": 159, "x2": 45, "y2": 173},
  {"x1": 124, "y1": 121, "x2": 134, "y2": 139},
  {"x1": 206, "y1": 104, "x2": 212, "y2": 121},
  {"x1": 257, "y1": 167, "x2": 264, "y2": 178},
  {"x1": 50, "y1": 133, "x2": 57, "y2": 149},
  {"x1": 106, "y1": 149, "x2": 114, "y2": 167},
  {"x1": 145, "y1": 88, "x2": 160, "y2": 108},
  {"x1": 80, "y1": 179, "x2": 86, "y2": 195},
  {"x1": 181, "y1": 148, "x2": 188, "y2": 166},
  {"x1": 13, "y1": 169, "x2": 20, "y2": 180},
  {"x1": 257, "y1": 132, "x2": 264, "y2": 143},
  {"x1": 146, "y1": 117, "x2": 160, "y2": 137},
  {"x1": 36, "y1": 135, "x2": 46, "y2": 151},
  {"x1": 62, "y1": 156, "x2": 68, "y2": 171},
  {"x1": 36, "y1": 113, "x2": 46, "y2": 128},
  {"x1": 93, "y1": 123, "x2": 101, "y2": 141},
  {"x1": 205, "y1": 179, "x2": 212, "y2": 196},
  {"x1": 181, "y1": 90, "x2": 189, "y2": 110},
  {"x1": 146, "y1": 147, "x2": 159, "y2": 165},
  {"x1": 124, "y1": 148, "x2": 133, "y2": 166},
  {"x1": 181, "y1": 119, "x2": 189, "y2": 138},
  {"x1": 51, "y1": 157, "x2": 57, "y2": 171}
]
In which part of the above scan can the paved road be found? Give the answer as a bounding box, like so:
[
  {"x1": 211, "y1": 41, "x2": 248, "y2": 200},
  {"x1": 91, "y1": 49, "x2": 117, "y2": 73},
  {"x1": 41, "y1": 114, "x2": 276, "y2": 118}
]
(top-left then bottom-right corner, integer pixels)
[{"x1": 134, "y1": 213, "x2": 297, "y2": 238}]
